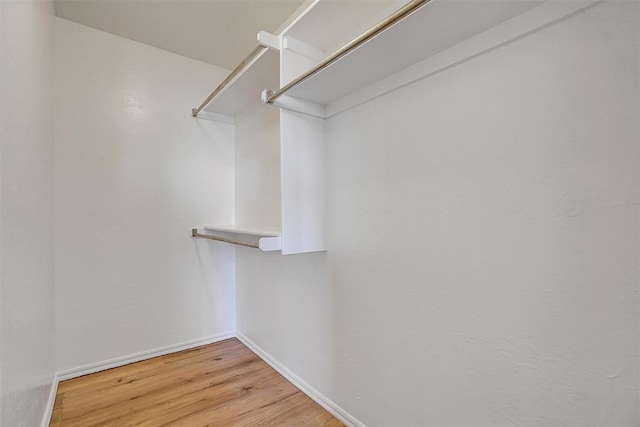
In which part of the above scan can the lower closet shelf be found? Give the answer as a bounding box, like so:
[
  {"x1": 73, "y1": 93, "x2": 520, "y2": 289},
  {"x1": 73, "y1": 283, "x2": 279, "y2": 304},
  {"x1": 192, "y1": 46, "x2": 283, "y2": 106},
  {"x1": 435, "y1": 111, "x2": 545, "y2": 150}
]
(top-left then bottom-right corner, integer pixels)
[{"x1": 192, "y1": 225, "x2": 282, "y2": 251}]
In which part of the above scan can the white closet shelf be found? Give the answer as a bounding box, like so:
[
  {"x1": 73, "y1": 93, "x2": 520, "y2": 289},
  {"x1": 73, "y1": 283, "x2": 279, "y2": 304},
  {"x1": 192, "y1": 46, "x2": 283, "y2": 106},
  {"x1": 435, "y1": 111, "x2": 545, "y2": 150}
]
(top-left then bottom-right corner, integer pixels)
[
  {"x1": 204, "y1": 225, "x2": 281, "y2": 237},
  {"x1": 192, "y1": 225, "x2": 282, "y2": 251},
  {"x1": 203, "y1": 47, "x2": 279, "y2": 118},
  {"x1": 282, "y1": 0, "x2": 404, "y2": 58},
  {"x1": 273, "y1": 0, "x2": 543, "y2": 109}
]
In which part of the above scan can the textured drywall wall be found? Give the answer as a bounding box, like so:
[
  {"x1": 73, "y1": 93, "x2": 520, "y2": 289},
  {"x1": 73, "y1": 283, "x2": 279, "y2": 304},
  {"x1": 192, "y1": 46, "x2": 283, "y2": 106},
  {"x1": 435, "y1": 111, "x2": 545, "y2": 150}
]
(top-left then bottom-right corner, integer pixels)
[
  {"x1": 0, "y1": 0, "x2": 57, "y2": 425},
  {"x1": 54, "y1": 18, "x2": 236, "y2": 372},
  {"x1": 237, "y1": 2, "x2": 640, "y2": 425},
  {"x1": 234, "y1": 102, "x2": 282, "y2": 229}
]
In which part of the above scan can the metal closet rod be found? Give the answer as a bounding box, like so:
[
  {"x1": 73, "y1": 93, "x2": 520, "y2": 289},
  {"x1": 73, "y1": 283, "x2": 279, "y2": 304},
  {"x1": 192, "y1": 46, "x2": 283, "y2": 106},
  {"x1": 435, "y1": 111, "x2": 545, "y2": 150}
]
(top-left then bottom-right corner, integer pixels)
[
  {"x1": 192, "y1": 45, "x2": 267, "y2": 117},
  {"x1": 265, "y1": 0, "x2": 430, "y2": 104},
  {"x1": 191, "y1": 228, "x2": 260, "y2": 249}
]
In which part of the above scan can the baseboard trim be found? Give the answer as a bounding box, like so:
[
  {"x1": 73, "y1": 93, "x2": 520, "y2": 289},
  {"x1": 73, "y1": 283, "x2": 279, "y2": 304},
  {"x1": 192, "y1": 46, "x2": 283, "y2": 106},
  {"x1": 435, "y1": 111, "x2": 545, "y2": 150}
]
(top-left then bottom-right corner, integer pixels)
[
  {"x1": 236, "y1": 331, "x2": 364, "y2": 427},
  {"x1": 57, "y1": 331, "x2": 236, "y2": 381},
  {"x1": 40, "y1": 373, "x2": 59, "y2": 427}
]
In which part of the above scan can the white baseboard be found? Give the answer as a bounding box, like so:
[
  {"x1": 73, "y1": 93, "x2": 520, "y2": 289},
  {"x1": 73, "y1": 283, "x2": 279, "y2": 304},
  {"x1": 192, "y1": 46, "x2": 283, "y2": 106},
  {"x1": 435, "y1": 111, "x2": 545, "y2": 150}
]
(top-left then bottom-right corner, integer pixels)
[
  {"x1": 57, "y1": 331, "x2": 235, "y2": 381},
  {"x1": 40, "y1": 373, "x2": 59, "y2": 427},
  {"x1": 236, "y1": 331, "x2": 364, "y2": 427}
]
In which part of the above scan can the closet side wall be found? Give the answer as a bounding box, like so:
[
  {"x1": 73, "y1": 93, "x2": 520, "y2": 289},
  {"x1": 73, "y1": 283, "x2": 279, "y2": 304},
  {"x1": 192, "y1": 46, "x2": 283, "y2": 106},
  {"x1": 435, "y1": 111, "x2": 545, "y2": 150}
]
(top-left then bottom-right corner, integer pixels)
[
  {"x1": 238, "y1": 2, "x2": 640, "y2": 425},
  {"x1": 234, "y1": 102, "x2": 282, "y2": 228},
  {"x1": 0, "y1": 1, "x2": 57, "y2": 425},
  {"x1": 53, "y1": 18, "x2": 236, "y2": 372}
]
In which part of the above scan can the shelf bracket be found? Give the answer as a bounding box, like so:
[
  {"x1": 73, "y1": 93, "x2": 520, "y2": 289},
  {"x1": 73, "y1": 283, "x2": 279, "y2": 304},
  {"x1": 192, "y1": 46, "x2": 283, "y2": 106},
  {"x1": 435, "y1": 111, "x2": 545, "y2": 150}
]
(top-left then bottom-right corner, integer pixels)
[
  {"x1": 257, "y1": 31, "x2": 281, "y2": 51},
  {"x1": 262, "y1": 90, "x2": 326, "y2": 119}
]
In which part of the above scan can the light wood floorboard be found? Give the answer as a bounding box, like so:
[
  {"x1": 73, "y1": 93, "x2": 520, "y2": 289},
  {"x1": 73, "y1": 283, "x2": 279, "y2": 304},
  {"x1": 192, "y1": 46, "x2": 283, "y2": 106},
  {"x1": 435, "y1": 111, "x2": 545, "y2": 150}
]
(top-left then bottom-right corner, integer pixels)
[{"x1": 50, "y1": 338, "x2": 343, "y2": 426}]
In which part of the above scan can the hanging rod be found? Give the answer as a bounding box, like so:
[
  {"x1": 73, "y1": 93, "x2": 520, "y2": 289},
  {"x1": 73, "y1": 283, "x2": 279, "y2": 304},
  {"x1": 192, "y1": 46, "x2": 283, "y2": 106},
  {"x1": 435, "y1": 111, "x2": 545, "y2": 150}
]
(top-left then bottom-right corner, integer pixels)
[
  {"x1": 191, "y1": 228, "x2": 259, "y2": 249},
  {"x1": 192, "y1": 45, "x2": 267, "y2": 117},
  {"x1": 264, "y1": 0, "x2": 430, "y2": 105}
]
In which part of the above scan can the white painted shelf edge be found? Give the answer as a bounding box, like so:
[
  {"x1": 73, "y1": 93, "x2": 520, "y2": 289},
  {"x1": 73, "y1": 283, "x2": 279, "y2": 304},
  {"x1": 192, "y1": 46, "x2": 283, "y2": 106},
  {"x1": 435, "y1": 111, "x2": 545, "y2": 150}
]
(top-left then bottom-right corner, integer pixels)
[
  {"x1": 203, "y1": 225, "x2": 281, "y2": 237},
  {"x1": 201, "y1": 225, "x2": 282, "y2": 252}
]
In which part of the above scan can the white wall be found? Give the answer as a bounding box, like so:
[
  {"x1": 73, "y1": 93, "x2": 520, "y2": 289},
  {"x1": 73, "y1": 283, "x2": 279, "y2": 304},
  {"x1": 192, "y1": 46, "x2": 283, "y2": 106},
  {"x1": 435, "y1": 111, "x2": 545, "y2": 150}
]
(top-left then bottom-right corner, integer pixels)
[
  {"x1": 54, "y1": 18, "x2": 236, "y2": 372},
  {"x1": 235, "y1": 102, "x2": 281, "y2": 229},
  {"x1": 237, "y1": 2, "x2": 640, "y2": 425},
  {"x1": 0, "y1": 0, "x2": 57, "y2": 425}
]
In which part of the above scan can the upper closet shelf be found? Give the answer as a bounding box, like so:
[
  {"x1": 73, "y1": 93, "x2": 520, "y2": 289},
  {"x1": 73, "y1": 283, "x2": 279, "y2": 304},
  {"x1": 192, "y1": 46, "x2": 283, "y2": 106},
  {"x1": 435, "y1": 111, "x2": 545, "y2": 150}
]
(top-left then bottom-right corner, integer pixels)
[
  {"x1": 265, "y1": 0, "x2": 542, "y2": 116},
  {"x1": 282, "y1": 0, "x2": 406, "y2": 60},
  {"x1": 192, "y1": 33, "x2": 280, "y2": 121}
]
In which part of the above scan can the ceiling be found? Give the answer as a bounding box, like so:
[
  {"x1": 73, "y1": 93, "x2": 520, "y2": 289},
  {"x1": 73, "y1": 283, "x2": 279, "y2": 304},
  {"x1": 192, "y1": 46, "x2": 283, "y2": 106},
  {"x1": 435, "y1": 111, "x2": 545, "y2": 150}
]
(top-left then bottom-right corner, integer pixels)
[{"x1": 53, "y1": 0, "x2": 306, "y2": 70}]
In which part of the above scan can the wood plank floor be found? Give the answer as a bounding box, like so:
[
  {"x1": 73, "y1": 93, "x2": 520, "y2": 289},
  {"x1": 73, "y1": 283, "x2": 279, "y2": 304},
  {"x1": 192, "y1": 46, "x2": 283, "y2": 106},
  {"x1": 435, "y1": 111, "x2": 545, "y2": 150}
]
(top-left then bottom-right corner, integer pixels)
[{"x1": 50, "y1": 338, "x2": 343, "y2": 426}]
